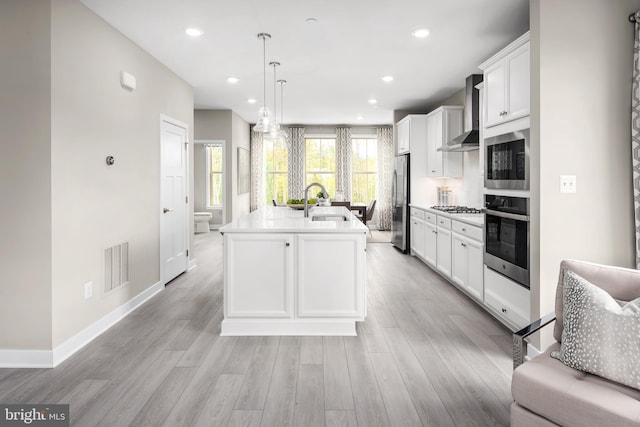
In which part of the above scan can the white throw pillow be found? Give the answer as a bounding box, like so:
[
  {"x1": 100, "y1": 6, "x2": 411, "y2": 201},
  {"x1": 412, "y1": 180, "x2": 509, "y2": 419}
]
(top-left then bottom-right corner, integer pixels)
[{"x1": 551, "y1": 270, "x2": 640, "y2": 391}]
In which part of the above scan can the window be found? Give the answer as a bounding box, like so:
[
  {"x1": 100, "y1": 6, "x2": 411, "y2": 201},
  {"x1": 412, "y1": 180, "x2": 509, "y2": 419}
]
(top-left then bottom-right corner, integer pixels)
[
  {"x1": 206, "y1": 144, "x2": 223, "y2": 208},
  {"x1": 352, "y1": 137, "x2": 377, "y2": 204},
  {"x1": 264, "y1": 137, "x2": 288, "y2": 205},
  {"x1": 305, "y1": 137, "x2": 336, "y2": 197}
]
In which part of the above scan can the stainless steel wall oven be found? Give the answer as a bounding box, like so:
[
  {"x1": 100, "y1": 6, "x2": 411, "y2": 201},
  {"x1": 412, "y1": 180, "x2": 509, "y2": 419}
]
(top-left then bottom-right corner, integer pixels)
[
  {"x1": 484, "y1": 195, "x2": 530, "y2": 288},
  {"x1": 485, "y1": 129, "x2": 530, "y2": 190}
]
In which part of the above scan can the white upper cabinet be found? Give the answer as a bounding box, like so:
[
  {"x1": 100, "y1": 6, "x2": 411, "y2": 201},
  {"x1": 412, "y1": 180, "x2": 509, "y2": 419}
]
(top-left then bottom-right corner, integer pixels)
[
  {"x1": 425, "y1": 106, "x2": 463, "y2": 178},
  {"x1": 396, "y1": 116, "x2": 411, "y2": 155},
  {"x1": 479, "y1": 32, "x2": 530, "y2": 128}
]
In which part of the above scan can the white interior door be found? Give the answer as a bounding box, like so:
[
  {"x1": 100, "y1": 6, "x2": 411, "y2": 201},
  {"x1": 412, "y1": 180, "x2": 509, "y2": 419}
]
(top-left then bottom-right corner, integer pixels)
[{"x1": 161, "y1": 117, "x2": 189, "y2": 285}]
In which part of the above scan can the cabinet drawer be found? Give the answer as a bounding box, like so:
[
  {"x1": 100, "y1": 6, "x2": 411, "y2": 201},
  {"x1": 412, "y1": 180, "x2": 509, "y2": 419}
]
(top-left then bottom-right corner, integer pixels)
[
  {"x1": 484, "y1": 266, "x2": 530, "y2": 329},
  {"x1": 424, "y1": 212, "x2": 437, "y2": 225},
  {"x1": 410, "y1": 208, "x2": 425, "y2": 220},
  {"x1": 436, "y1": 216, "x2": 451, "y2": 229},
  {"x1": 452, "y1": 220, "x2": 483, "y2": 242}
]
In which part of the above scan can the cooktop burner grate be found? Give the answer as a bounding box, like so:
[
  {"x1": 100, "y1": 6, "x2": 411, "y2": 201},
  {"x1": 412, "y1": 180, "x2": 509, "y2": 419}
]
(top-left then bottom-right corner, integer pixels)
[{"x1": 430, "y1": 205, "x2": 483, "y2": 214}]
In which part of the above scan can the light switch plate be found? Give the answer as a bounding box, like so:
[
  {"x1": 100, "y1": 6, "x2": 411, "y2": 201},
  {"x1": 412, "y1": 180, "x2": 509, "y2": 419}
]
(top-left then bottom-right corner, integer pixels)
[
  {"x1": 560, "y1": 175, "x2": 576, "y2": 193},
  {"x1": 84, "y1": 281, "x2": 93, "y2": 299}
]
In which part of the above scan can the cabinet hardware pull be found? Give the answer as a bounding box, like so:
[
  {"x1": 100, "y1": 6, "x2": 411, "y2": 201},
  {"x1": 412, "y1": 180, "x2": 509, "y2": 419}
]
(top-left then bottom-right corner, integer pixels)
[
  {"x1": 462, "y1": 228, "x2": 466, "y2": 231},
  {"x1": 285, "y1": 242, "x2": 290, "y2": 247},
  {"x1": 501, "y1": 308, "x2": 507, "y2": 313},
  {"x1": 461, "y1": 243, "x2": 467, "y2": 247}
]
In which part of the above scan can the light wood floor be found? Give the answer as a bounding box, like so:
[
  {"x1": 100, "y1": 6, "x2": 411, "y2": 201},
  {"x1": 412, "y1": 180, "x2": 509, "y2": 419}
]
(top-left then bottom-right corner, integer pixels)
[{"x1": 0, "y1": 232, "x2": 513, "y2": 426}]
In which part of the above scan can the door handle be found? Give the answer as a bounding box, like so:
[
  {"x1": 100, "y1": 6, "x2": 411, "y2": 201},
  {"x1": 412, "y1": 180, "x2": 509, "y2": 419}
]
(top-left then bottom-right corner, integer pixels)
[{"x1": 163, "y1": 208, "x2": 174, "y2": 214}]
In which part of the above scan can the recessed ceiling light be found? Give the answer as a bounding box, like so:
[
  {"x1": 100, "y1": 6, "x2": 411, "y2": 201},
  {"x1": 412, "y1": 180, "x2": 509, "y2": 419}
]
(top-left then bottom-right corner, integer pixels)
[
  {"x1": 382, "y1": 75, "x2": 394, "y2": 83},
  {"x1": 248, "y1": 98, "x2": 257, "y2": 104},
  {"x1": 306, "y1": 18, "x2": 318, "y2": 23},
  {"x1": 185, "y1": 28, "x2": 203, "y2": 37},
  {"x1": 368, "y1": 99, "x2": 377, "y2": 105},
  {"x1": 357, "y1": 115, "x2": 364, "y2": 120},
  {"x1": 412, "y1": 28, "x2": 430, "y2": 38},
  {"x1": 227, "y1": 77, "x2": 239, "y2": 84}
]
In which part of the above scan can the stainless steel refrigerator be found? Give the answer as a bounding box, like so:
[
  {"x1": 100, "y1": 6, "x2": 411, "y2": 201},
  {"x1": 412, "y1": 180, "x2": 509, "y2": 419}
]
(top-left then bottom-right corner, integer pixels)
[{"x1": 391, "y1": 154, "x2": 409, "y2": 252}]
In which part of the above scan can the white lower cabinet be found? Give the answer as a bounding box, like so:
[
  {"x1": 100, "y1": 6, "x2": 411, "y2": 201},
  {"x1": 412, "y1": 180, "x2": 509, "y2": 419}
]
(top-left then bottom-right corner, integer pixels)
[
  {"x1": 424, "y1": 221, "x2": 437, "y2": 268},
  {"x1": 451, "y1": 230, "x2": 484, "y2": 302},
  {"x1": 484, "y1": 266, "x2": 530, "y2": 330},
  {"x1": 410, "y1": 216, "x2": 426, "y2": 259},
  {"x1": 296, "y1": 234, "x2": 365, "y2": 318},
  {"x1": 224, "y1": 233, "x2": 294, "y2": 318},
  {"x1": 436, "y1": 225, "x2": 452, "y2": 278}
]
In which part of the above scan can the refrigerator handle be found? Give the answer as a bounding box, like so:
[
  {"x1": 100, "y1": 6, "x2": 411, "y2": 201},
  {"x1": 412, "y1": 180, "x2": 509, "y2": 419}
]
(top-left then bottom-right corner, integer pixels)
[{"x1": 392, "y1": 171, "x2": 397, "y2": 207}]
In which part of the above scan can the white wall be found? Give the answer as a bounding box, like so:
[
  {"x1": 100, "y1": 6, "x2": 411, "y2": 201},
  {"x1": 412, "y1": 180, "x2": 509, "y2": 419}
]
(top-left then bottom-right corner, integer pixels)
[
  {"x1": 0, "y1": 0, "x2": 53, "y2": 350},
  {"x1": 531, "y1": 0, "x2": 639, "y2": 346},
  {"x1": 49, "y1": 0, "x2": 194, "y2": 347},
  {"x1": 232, "y1": 113, "x2": 251, "y2": 218}
]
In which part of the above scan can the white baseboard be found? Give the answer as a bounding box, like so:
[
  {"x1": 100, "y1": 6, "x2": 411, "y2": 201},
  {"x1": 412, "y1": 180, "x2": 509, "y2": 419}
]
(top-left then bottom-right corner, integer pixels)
[
  {"x1": 0, "y1": 281, "x2": 163, "y2": 368},
  {"x1": 0, "y1": 350, "x2": 54, "y2": 369},
  {"x1": 220, "y1": 319, "x2": 358, "y2": 336}
]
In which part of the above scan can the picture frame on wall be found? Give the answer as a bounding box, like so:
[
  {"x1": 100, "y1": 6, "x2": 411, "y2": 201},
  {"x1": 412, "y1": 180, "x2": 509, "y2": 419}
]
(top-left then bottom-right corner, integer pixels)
[{"x1": 237, "y1": 147, "x2": 250, "y2": 194}]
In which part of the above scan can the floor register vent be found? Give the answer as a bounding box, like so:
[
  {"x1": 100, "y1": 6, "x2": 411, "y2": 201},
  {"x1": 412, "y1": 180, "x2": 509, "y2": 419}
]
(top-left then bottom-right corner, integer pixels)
[{"x1": 104, "y1": 242, "x2": 129, "y2": 292}]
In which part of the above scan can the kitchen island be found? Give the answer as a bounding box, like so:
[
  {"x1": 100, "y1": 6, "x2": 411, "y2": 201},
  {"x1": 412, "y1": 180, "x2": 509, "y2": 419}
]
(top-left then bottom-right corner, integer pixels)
[{"x1": 218, "y1": 206, "x2": 368, "y2": 336}]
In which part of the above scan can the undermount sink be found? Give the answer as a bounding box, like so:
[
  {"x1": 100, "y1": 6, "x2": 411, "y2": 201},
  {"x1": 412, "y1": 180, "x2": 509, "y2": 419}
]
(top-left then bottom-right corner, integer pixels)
[{"x1": 311, "y1": 214, "x2": 349, "y2": 222}]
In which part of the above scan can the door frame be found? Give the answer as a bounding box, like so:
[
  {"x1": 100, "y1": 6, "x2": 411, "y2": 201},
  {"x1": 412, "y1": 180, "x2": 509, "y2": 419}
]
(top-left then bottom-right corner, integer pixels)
[
  {"x1": 195, "y1": 139, "x2": 226, "y2": 226},
  {"x1": 159, "y1": 114, "x2": 190, "y2": 286}
]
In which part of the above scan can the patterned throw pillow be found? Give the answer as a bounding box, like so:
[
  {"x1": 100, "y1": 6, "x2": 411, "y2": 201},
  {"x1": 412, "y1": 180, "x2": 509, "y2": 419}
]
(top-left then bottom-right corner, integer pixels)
[{"x1": 550, "y1": 269, "x2": 640, "y2": 391}]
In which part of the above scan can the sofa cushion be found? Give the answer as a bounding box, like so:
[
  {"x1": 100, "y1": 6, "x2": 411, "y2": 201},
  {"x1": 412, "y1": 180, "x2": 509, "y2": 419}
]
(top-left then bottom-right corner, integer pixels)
[
  {"x1": 512, "y1": 344, "x2": 640, "y2": 427},
  {"x1": 551, "y1": 270, "x2": 640, "y2": 391}
]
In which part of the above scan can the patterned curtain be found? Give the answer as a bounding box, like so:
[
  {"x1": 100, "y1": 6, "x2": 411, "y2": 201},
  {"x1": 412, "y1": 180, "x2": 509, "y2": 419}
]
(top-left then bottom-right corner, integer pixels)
[
  {"x1": 335, "y1": 127, "x2": 352, "y2": 200},
  {"x1": 376, "y1": 127, "x2": 394, "y2": 230},
  {"x1": 288, "y1": 127, "x2": 306, "y2": 199},
  {"x1": 250, "y1": 126, "x2": 264, "y2": 211},
  {"x1": 633, "y1": 11, "x2": 640, "y2": 268}
]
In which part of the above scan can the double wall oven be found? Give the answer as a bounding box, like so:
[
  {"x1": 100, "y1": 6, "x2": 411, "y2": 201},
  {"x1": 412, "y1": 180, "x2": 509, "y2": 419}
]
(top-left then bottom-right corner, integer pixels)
[{"x1": 483, "y1": 129, "x2": 531, "y2": 288}]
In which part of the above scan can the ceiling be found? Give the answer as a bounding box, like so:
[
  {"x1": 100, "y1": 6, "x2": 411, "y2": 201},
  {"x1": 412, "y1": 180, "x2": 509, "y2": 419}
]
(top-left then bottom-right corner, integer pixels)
[{"x1": 81, "y1": 0, "x2": 530, "y2": 126}]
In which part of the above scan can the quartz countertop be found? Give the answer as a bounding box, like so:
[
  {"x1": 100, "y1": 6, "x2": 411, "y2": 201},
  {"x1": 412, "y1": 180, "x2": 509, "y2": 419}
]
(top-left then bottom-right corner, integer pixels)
[
  {"x1": 410, "y1": 203, "x2": 484, "y2": 227},
  {"x1": 219, "y1": 206, "x2": 368, "y2": 233}
]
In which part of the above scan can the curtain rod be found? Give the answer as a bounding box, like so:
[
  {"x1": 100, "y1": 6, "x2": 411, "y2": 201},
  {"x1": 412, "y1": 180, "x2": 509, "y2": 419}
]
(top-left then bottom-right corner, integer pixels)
[{"x1": 631, "y1": 13, "x2": 637, "y2": 22}]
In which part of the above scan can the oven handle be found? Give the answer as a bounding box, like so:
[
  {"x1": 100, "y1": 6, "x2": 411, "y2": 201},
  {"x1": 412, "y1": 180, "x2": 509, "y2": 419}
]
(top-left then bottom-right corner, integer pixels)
[{"x1": 485, "y1": 210, "x2": 530, "y2": 222}]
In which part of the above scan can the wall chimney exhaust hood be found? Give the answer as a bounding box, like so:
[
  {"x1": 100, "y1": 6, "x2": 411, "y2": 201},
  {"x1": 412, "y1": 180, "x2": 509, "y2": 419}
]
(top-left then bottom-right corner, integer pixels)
[{"x1": 438, "y1": 74, "x2": 483, "y2": 152}]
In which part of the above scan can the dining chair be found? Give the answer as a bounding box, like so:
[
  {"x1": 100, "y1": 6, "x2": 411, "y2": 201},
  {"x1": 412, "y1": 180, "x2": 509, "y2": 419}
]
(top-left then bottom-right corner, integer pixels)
[{"x1": 357, "y1": 200, "x2": 376, "y2": 236}]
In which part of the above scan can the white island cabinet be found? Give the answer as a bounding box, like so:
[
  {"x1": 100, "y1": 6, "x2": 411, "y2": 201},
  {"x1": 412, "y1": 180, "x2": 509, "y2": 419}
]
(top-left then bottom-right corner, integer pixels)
[{"x1": 219, "y1": 206, "x2": 367, "y2": 336}]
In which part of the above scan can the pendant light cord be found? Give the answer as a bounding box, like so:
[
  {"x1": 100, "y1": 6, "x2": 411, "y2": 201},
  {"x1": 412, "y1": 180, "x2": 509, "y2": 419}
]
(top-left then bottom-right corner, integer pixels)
[
  {"x1": 262, "y1": 35, "x2": 267, "y2": 108},
  {"x1": 273, "y1": 63, "x2": 277, "y2": 115}
]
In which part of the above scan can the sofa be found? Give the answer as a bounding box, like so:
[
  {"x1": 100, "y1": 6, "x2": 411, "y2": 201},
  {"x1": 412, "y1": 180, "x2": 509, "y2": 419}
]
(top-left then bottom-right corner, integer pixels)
[{"x1": 511, "y1": 259, "x2": 640, "y2": 426}]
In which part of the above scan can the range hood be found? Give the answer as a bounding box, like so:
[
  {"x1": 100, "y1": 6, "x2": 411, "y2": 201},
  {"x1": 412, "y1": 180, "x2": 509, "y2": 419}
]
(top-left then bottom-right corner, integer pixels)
[{"x1": 438, "y1": 74, "x2": 483, "y2": 152}]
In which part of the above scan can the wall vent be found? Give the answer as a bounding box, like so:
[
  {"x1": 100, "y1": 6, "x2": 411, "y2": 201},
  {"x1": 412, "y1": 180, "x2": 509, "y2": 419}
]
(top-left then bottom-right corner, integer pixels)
[{"x1": 104, "y1": 242, "x2": 129, "y2": 292}]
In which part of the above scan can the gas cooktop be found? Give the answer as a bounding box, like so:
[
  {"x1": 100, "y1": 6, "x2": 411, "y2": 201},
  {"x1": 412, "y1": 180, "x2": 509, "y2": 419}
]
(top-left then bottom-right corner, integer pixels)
[{"x1": 430, "y1": 206, "x2": 483, "y2": 214}]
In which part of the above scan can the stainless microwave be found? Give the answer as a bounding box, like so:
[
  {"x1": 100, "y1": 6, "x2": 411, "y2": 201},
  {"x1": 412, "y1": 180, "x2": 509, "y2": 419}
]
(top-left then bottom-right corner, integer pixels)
[{"x1": 485, "y1": 129, "x2": 530, "y2": 190}]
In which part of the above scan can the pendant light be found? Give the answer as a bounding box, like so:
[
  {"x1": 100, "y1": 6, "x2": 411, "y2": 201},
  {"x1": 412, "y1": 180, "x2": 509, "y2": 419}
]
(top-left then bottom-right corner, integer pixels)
[
  {"x1": 254, "y1": 33, "x2": 272, "y2": 132},
  {"x1": 267, "y1": 61, "x2": 282, "y2": 136},
  {"x1": 274, "y1": 79, "x2": 289, "y2": 142}
]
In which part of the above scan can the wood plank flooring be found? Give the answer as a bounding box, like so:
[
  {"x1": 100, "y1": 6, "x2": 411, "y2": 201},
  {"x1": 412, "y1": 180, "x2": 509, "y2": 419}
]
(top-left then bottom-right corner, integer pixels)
[{"x1": 0, "y1": 232, "x2": 513, "y2": 426}]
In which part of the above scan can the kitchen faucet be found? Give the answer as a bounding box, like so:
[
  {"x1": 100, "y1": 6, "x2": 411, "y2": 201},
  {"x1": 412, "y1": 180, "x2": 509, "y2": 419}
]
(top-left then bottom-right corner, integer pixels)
[{"x1": 304, "y1": 182, "x2": 328, "y2": 218}]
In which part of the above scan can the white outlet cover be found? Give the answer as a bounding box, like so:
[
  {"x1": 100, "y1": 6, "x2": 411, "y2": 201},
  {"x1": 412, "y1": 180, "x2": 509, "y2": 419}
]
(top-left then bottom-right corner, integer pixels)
[
  {"x1": 560, "y1": 175, "x2": 577, "y2": 193},
  {"x1": 84, "y1": 281, "x2": 93, "y2": 299}
]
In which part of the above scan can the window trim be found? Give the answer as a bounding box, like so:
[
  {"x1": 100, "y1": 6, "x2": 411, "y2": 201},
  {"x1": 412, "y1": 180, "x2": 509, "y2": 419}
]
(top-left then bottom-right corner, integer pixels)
[
  {"x1": 351, "y1": 137, "x2": 378, "y2": 205},
  {"x1": 305, "y1": 137, "x2": 337, "y2": 194},
  {"x1": 197, "y1": 140, "x2": 225, "y2": 219},
  {"x1": 263, "y1": 137, "x2": 289, "y2": 206}
]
